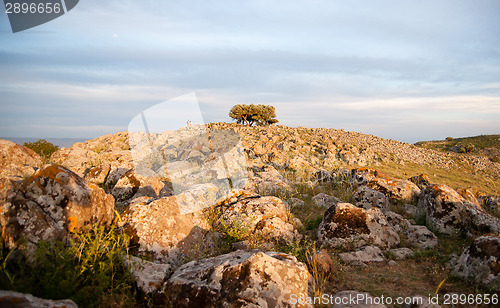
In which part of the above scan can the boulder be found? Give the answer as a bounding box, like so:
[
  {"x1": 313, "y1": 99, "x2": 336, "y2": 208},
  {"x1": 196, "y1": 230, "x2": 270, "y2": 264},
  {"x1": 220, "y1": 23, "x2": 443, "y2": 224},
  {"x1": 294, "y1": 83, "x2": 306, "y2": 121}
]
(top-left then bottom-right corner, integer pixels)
[
  {"x1": 404, "y1": 226, "x2": 438, "y2": 250},
  {"x1": 388, "y1": 248, "x2": 414, "y2": 260},
  {"x1": 417, "y1": 184, "x2": 500, "y2": 236},
  {"x1": 352, "y1": 186, "x2": 390, "y2": 212},
  {"x1": 120, "y1": 183, "x2": 219, "y2": 264},
  {"x1": 312, "y1": 193, "x2": 342, "y2": 208},
  {"x1": 124, "y1": 255, "x2": 173, "y2": 294},
  {"x1": 288, "y1": 197, "x2": 305, "y2": 208},
  {"x1": 352, "y1": 168, "x2": 420, "y2": 201},
  {"x1": 0, "y1": 165, "x2": 114, "y2": 249},
  {"x1": 0, "y1": 139, "x2": 43, "y2": 172},
  {"x1": 0, "y1": 140, "x2": 43, "y2": 206},
  {"x1": 402, "y1": 204, "x2": 418, "y2": 217},
  {"x1": 384, "y1": 211, "x2": 412, "y2": 234},
  {"x1": 339, "y1": 245, "x2": 386, "y2": 264},
  {"x1": 0, "y1": 290, "x2": 77, "y2": 308},
  {"x1": 215, "y1": 193, "x2": 301, "y2": 244},
  {"x1": 450, "y1": 234, "x2": 499, "y2": 289},
  {"x1": 317, "y1": 203, "x2": 400, "y2": 250},
  {"x1": 163, "y1": 250, "x2": 310, "y2": 308}
]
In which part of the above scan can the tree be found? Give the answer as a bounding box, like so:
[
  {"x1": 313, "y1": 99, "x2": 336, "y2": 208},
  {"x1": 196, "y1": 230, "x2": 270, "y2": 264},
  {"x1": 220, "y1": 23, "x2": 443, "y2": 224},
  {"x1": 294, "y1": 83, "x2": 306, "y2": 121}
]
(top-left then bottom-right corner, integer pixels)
[
  {"x1": 229, "y1": 104, "x2": 278, "y2": 126},
  {"x1": 24, "y1": 139, "x2": 59, "y2": 159}
]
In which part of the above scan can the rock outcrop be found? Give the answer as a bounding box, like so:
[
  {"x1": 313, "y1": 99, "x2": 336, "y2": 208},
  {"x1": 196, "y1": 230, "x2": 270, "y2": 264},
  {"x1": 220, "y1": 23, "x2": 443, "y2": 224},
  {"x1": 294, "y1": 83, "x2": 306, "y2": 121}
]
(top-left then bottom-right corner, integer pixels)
[
  {"x1": 317, "y1": 203, "x2": 399, "y2": 250},
  {"x1": 120, "y1": 183, "x2": 219, "y2": 264},
  {"x1": 353, "y1": 168, "x2": 420, "y2": 201},
  {"x1": 162, "y1": 250, "x2": 310, "y2": 308},
  {"x1": 450, "y1": 234, "x2": 499, "y2": 290},
  {"x1": 1, "y1": 165, "x2": 114, "y2": 249},
  {"x1": 214, "y1": 192, "x2": 301, "y2": 243},
  {"x1": 417, "y1": 184, "x2": 500, "y2": 236}
]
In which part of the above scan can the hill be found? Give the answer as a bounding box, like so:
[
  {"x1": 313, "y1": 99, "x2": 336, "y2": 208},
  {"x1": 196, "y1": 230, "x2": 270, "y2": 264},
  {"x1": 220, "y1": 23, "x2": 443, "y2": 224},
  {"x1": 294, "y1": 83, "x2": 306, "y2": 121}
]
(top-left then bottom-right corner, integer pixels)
[
  {"x1": 415, "y1": 134, "x2": 500, "y2": 163},
  {"x1": 1, "y1": 124, "x2": 499, "y2": 306}
]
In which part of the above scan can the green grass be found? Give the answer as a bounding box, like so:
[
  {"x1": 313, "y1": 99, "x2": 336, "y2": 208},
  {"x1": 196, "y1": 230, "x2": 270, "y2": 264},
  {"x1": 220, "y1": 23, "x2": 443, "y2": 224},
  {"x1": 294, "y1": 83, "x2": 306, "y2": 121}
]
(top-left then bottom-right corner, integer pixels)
[{"x1": 0, "y1": 225, "x2": 138, "y2": 308}]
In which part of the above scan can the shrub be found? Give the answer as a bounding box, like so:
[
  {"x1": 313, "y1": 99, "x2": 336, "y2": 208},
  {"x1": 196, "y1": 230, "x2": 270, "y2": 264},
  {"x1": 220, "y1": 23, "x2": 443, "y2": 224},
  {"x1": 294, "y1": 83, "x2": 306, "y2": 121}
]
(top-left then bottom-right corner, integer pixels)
[
  {"x1": 0, "y1": 225, "x2": 136, "y2": 307},
  {"x1": 23, "y1": 139, "x2": 59, "y2": 159},
  {"x1": 445, "y1": 137, "x2": 454, "y2": 141}
]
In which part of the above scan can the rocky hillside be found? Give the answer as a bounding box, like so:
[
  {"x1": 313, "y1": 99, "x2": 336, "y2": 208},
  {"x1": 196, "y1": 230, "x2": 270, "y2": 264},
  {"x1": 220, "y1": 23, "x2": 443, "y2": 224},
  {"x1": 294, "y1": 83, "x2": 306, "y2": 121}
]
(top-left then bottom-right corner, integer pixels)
[{"x1": 0, "y1": 124, "x2": 499, "y2": 307}]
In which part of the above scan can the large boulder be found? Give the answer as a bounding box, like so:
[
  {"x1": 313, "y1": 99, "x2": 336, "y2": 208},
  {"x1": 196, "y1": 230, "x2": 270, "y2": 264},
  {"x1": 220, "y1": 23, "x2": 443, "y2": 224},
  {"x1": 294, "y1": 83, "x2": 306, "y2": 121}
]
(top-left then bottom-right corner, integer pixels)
[
  {"x1": 215, "y1": 192, "x2": 302, "y2": 244},
  {"x1": 317, "y1": 203, "x2": 399, "y2": 250},
  {"x1": 162, "y1": 250, "x2": 310, "y2": 308},
  {"x1": 0, "y1": 290, "x2": 77, "y2": 308},
  {"x1": 120, "y1": 183, "x2": 219, "y2": 264},
  {"x1": 352, "y1": 168, "x2": 420, "y2": 201},
  {"x1": 450, "y1": 234, "x2": 499, "y2": 290},
  {"x1": 417, "y1": 184, "x2": 500, "y2": 236},
  {"x1": 0, "y1": 165, "x2": 114, "y2": 249}
]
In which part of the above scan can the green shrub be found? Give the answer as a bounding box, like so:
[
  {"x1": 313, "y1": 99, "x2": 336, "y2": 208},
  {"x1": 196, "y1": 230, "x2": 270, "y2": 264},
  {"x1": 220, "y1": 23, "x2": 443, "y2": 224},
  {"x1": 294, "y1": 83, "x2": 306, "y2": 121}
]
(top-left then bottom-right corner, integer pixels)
[
  {"x1": 0, "y1": 225, "x2": 136, "y2": 307},
  {"x1": 23, "y1": 139, "x2": 59, "y2": 159}
]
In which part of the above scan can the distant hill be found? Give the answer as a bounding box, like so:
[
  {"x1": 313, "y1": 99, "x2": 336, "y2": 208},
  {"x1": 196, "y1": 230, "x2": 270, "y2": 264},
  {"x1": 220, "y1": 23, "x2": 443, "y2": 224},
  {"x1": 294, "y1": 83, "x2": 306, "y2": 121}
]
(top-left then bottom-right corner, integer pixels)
[{"x1": 415, "y1": 134, "x2": 500, "y2": 163}]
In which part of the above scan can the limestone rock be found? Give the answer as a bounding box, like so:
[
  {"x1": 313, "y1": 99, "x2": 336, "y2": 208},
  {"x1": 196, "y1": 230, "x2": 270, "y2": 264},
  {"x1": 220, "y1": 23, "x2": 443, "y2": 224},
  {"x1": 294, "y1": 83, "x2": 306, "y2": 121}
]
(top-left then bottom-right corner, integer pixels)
[
  {"x1": 450, "y1": 234, "x2": 499, "y2": 289},
  {"x1": 457, "y1": 188, "x2": 480, "y2": 207},
  {"x1": 352, "y1": 186, "x2": 390, "y2": 212},
  {"x1": 352, "y1": 168, "x2": 420, "y2": 201},
  {"x1": 384, "y1": 211, "x2": 412, "y2": 233},
  {"x1": 404, "y1": 226, "x2": 438, "y2": 249},
  {"x1": 163, "y1": 250, "x2": 310, "y2": 308},
  {"x1": 388, "y1": 248, "x2": 414, "y2": 260},
  {"x1": 312, "y1": 193, "x2": 342, "y2": 208},
  {"x1": 288, "y1": 197, "x2": 305, "y2": 208},
  {"x1": 121, "y1": 183, "x2": 219, "y2": 264},
  {"x1": 0, "y1": 290, "x2": 77, "y2": 308},
  {"x1": 1, "y1": 165, "x2": 114, "y2": 249},
  {"x1": 417, "y1": 184, "x2": 500, "y2": 236},
  {"x1": 124, "y1": 255, "x2": 173, "y2": 294},
  {"x1": 216, "y1": 193, "x2": 301, "y2": 243},
  {"x1": 317, "y1": 203, "x2": 399, "y2": 250},
  {"x1": 111, "y1": 168, "x2": 172, "y2": 204},
  {"x1": 339, "y1": 245, "x2": 386, "y2": 264}
]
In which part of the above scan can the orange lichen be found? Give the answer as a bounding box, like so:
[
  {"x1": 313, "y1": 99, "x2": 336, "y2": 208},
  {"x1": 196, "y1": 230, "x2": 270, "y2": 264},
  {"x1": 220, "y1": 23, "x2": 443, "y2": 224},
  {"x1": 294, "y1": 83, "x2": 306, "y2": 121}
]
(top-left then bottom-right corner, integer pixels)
[{"x1": 67, "y1": 216, "x2": 78, "y2": 232}]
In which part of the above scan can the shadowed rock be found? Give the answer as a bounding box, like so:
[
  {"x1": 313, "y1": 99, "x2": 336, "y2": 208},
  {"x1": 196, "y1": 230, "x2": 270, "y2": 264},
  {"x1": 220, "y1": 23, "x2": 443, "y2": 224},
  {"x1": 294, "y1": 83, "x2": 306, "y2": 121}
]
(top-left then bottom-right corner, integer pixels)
[{"x1": 162, "y1": 250, "x2": 310, "y2": 308}]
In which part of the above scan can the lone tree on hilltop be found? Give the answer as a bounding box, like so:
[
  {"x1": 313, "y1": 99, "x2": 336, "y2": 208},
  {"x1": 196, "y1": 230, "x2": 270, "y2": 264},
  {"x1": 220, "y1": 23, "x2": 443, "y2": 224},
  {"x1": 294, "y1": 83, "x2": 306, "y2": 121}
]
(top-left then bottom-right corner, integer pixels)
[{"x1": 229, "y1": 104, "x2": 278, "y2": 126}]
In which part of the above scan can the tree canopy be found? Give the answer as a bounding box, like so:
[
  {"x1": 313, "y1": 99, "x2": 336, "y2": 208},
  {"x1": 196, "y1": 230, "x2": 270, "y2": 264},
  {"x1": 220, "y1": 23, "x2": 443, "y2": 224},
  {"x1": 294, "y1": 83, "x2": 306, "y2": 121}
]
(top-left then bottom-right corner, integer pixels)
[{"x1": 229, "y1": 104, "x2": 278, "y2": 126}]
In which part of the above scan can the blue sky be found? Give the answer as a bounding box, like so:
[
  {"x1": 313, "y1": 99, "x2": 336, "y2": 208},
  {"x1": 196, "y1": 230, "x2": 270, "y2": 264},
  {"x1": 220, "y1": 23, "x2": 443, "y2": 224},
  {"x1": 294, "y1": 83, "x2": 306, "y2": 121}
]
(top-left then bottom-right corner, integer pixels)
[{"x1": 1, "y1": 0, "x2": 499, "y2": 143}]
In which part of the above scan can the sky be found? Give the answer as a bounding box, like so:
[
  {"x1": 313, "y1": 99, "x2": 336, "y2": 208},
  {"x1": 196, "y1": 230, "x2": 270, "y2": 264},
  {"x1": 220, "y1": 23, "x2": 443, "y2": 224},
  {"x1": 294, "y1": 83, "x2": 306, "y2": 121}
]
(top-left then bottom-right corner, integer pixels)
[{"x1": 0, "y1": 0, "x2": 499, "y2": 143}]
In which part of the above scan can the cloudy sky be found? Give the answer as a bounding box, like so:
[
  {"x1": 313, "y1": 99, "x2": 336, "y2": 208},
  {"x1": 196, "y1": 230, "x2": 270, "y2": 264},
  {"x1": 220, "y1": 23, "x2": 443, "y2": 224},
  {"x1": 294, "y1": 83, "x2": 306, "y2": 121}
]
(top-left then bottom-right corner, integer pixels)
[{"x1": 1, "y1": 0, "x2": 499, "y2": 143}]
